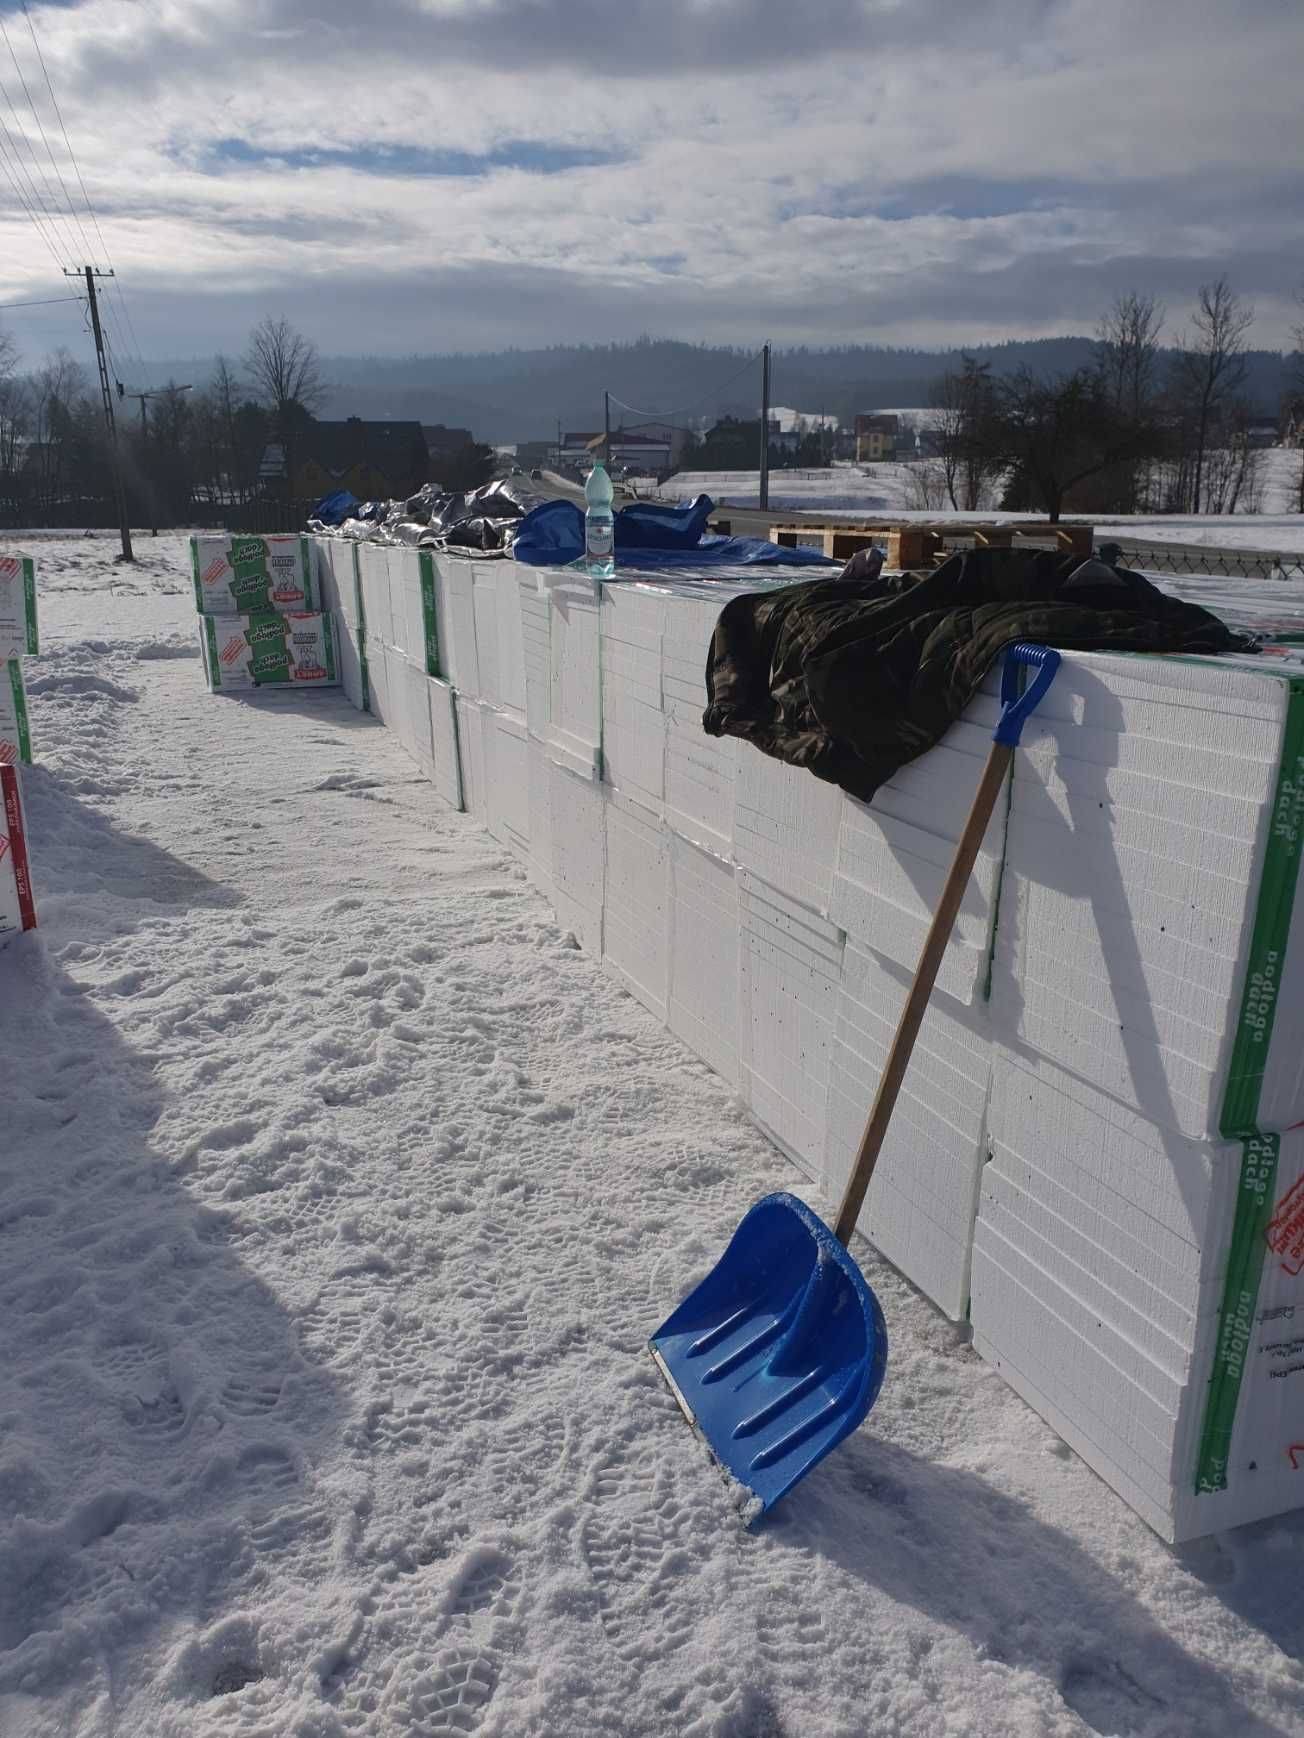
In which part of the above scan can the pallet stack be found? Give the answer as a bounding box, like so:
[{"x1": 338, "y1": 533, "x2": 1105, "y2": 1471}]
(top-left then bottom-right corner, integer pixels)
[
  {"x1": 768, "y1": 520, "x2": 1095, "y2": 568},
  {"x1": 0, "y1": 553, "x2": 38, "y2": 949}
]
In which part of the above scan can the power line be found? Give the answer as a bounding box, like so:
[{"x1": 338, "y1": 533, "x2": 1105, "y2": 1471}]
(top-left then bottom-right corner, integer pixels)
[
  {"x1": 0, "y1": 11, "x2": 94, "y2": 264},
  {"x1": 0, "y1": 293, "x2": 82, "y2": 309},
  {"x1": 0, "y1": 101, "x2": 72, "y2": 268},
  {"x1": 607, "y1": 347, "x2": 767, "y2": 425},
  {"x1": 0, "y1": 64, "x2": 80, "y2": 265},
  {"x1": 0, "y1": 132, "x2": 67, "y2": 269},
  {"x1": 23, "y1": 3, "x2": 109, "y2": 262},
  {"x1": 20, "y1": 1, "x2": 149, "y2": 381}
]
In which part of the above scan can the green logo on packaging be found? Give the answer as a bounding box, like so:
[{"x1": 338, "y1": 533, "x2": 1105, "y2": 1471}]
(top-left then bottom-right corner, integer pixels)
[
  {"x1": 251, "y1": 650, "x2": 290, "y2": 680},
  {"x1": 231, "y1": 571, "x2": 272, "y2": 608},
  {"x1": 245, "y1": 616, "x2": 288, "y2": 648},
  {"x1": 231, "y1": 537, "x2": 268, "y2": 566}
]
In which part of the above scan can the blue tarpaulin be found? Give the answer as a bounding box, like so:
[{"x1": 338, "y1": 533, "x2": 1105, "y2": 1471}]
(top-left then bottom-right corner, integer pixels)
[
  {"x1": 311, "y1": 489, "x2": 361, "y2": 527},
  {"x1": 511, "y1": 495, "x2": 835, "y2": 570}
]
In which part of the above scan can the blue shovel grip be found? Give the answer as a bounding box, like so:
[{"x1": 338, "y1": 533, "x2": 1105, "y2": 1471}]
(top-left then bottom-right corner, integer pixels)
[{"x1": 995, "y1": 642, "x2": 1061, "y2": 745}]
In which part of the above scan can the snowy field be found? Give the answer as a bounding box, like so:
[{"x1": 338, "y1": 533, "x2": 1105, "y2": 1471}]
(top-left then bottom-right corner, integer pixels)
[
  {"x1": 659, "y1": 449, "x2": 1304, "y2": 546},
  {"x1": 3, "y1": 533, "x2": 1304, "y2": 1737}
]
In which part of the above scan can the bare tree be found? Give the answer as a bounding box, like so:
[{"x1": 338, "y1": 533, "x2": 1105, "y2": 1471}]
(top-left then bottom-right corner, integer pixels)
[
  {"x1": 243, "y1": 316, "x2": 323, "y2": 420},
  {"x1": 904, "y1": 456, "x2": 949, "y2": 510},
  {"x1": 0, "y1": 333, "x2": 28, "y2": 516},
  {"x1": 1203, "y1": 402, "x2": 1265, "y2": 513},
  {"x1": 1168, "y1": 277, "x2": 1254, "y2": 513},
  {"x1": 932, "y1": 356, "x2": 1002, "y2": 510},
  {"x1": 1096, "y1": 291, "x2": 1164, "y2": 511}
]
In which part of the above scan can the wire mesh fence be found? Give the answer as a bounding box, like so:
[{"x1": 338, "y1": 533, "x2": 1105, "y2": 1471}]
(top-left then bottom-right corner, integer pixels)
[{"x1": 1106, "y1": 541, "x2": 1304, "y2": 583}]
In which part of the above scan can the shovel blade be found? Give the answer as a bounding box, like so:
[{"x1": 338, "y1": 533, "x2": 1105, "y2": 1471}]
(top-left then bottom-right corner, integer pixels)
[{"x1": 650, "y1": 1192, "x2": 887, "y2": 1521}]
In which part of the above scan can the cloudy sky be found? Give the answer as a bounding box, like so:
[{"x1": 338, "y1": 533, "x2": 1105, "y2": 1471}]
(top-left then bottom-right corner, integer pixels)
[{"x1": 0, "y1": 0, "x2": 1300, "y2": 368}]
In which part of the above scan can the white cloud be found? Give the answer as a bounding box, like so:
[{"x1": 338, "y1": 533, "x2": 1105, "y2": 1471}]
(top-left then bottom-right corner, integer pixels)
[{"x1": 0, "y1": 0, "x2": 1298, "y2": 361}]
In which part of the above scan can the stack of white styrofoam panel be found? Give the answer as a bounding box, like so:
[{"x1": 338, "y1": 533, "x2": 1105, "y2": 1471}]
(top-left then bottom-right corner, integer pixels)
[
  {"x1": 428, "y1": 676, "x2": 463, "y2": 811},
  {"x1": 524, "y1": 734, "x2": 556, "y2": 908},
  {"x1": 601, "y1": 584, "x2": 666, "y2": 816},
  {"x1": 735, "y1": 750, "x2": 843, "y2": 918},
  {"x1": 485, "y1": 708, "x2": 529, "y2": 856},
  {"x1": 663, "y1": 586, "x2": 739, "y2": 861},
  {"x1": 472, "y1": 566, "x2": 502, "y2": 714},
  {"x1": 603, "y1": 787, "x2": 670, "y2": 1022},
  {"x1": 388, "y1": 647, "x2": 437, "y2": 784},
  {"x1": 388, "y1": 548, "x2": 440, "y2": 678},
  {"x1": 519, "y1": 572, "x2": 552, "y2": 744},
  {"x1": 973, "y1": 649, "x2": 1304, "y2": 1540},
  {"x1": 549, "y1": 758, "x2": 604, "y2": 957},
  {"x1": 431, "y1": 552, "x2": 481, "y2": 699},
  {"x1": 972, "y1": 1044, "x2": 1304, "y2": 1542},
  {"x1": 737, "y1": 867, "x2": 845, "y2": 1183},
  {"x1": 364, "y1": 633, "x2": 393, "y2": 731},
  {"x1": 454, "y1": 690, "x2": 487, "y2": 825},
  {"x1": 336, "y1": 615, "x2": 367, "y2": 714},
  {"x1": 830, "y1": 669, "x2": 1005, "y2": 1006},
  {"x1": 469, "y1": 564, "x2": 531, "y2": 858},
  {"x1": 989, "y1": 651, "x2": 1296, "y2": 1141},
  {"x1": 667, "y1": 834, "x2": 742, "y2": 1089},
  {"x1": 315, "y1": 537, "x2": 350, "y2": 617},
  {"x1": 544, "y1": 577, "x2": 602, "y2": 780},
  {"x1": 316, "y1": 540, "x2": 368, "y2": 713},
  {"x1": 356, "y1": 543, "x2": 394, "y2": 669},
  {"x1": 823, "y1": 941, "x2": 991, "y2": 1319}
]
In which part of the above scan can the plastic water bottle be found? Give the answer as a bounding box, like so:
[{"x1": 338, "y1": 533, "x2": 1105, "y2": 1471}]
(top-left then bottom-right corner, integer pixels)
[{"x1": 585, "y1": 461, "x2": 615, "y2": 580}]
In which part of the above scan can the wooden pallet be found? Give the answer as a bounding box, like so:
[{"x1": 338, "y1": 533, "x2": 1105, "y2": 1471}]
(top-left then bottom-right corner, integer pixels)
[{"x1": 768, "y1": 521, "x2": 1094, "y2": 568}]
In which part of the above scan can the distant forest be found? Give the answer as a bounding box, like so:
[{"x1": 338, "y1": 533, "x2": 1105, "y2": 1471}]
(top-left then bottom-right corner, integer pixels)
[{"x1": 139, "y1": 336, "x2": 1297, "y2": 445}]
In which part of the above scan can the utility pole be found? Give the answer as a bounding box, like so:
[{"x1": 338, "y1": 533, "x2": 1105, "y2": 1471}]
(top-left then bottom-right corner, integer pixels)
[
  {"x1": 759, "y1": 342, "x2": 771, "y2": 513},
  {"x1": 67, "y1": 266, "x2": 132, "y2": 562},
  {"x1": 604, "y1": 390, "x2": 612, "y2": 470}
]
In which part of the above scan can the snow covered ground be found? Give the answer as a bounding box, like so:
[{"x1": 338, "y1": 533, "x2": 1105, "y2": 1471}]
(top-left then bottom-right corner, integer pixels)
[
  {"x1": 660, "y1": 449, "x2": 1304, "y2": 540},
  {"x1": 3, "y1": 532, "x2": 1304, "y2": 1737}
]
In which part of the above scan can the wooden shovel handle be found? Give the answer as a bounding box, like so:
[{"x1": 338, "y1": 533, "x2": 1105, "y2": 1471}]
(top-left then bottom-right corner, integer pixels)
[{"x1": 833, "y1": 740, "x2": 1013, "y2": 1246}]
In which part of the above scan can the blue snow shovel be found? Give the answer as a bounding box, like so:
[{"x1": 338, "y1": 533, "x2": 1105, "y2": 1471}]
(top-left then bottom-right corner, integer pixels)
[{"x1": 650, "y1": 643, "x2": 1062, "y2": 1521}]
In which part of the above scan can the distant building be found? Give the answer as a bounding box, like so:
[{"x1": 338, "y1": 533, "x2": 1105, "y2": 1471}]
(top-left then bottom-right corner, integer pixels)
[
  {"x1": 559, "y1": 431, "x2": 602, "y2": 470},
  {"x1": 584, "y1": 428, "x2": 675, "y2": 473},
  {"x1": 263, "y1": 417, "x2": 431, "y2": 500},
  {"x1": 854, "y1": 413, "x2": 900, "y2": 463},
  {"x1": 423, "y1": 424, "x2": 473, "y2": 457}
]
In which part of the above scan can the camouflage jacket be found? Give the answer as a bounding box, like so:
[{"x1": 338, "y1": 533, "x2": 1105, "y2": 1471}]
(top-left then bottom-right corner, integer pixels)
[{"x1": 702, "y1": 547, "x2": 1249, "y2": 802}]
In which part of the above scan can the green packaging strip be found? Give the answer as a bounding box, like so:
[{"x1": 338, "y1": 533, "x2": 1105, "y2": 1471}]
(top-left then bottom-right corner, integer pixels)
[
  {"x1": 1194, "y1": 673, "x2": 1304, "y2": 1493},
  {"x1": 353, "y1": 544, "x2": 370, "y2": 713},
  {"x1": 6, "y1": 660, "x2": 30, "y2": 762},
  {"x1": 22, "y1": 557, "x2": 37, "y2": 654},
  {"x1": 203, "y1": 616, "x2": 221, "y2": 690},
  {"x1": 418, "y1": 550, "x2": 440, "y2": 677},
  {"x1": 189, "y1": 538, "x2": 204, "y2": 613}
]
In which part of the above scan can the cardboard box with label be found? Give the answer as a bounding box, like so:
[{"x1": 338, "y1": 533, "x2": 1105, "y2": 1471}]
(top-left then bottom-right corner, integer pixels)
[
  {"x1": 190, "y1": 535, "x2": 317, "y2": 615},
  {"x1": 0, "y1": 660, "x2": 31, "y2": 764},
  {"x1": 0, "y1": 762, "x2": 36, "y2": 946},
  {"x1": 0, "y1": 554, "x2": 37, "y2": 660},
  {"x1": 199, "y1": 611, "x2": 338, "y2": 692}
]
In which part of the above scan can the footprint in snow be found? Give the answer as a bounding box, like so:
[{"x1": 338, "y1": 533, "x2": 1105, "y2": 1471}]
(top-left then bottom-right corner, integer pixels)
[
  {"x1": 397, "y1": 1645, "x2": 500, "y2": 1736},
  {"x1": 221, "y1": 1373, "x2": 284, "y2": 1418},
  {"x1": 581, "y1": 1447, "x2": 696, "y2": 1666},
  {"x1": 446, "y1": 1548, "x2": 521, "y2": 1628}
]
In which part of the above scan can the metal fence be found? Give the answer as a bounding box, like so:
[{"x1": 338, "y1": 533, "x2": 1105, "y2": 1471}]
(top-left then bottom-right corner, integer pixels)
[{"x1": 1106, "y1": 540, "x2": 1304, "y2": 583}]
